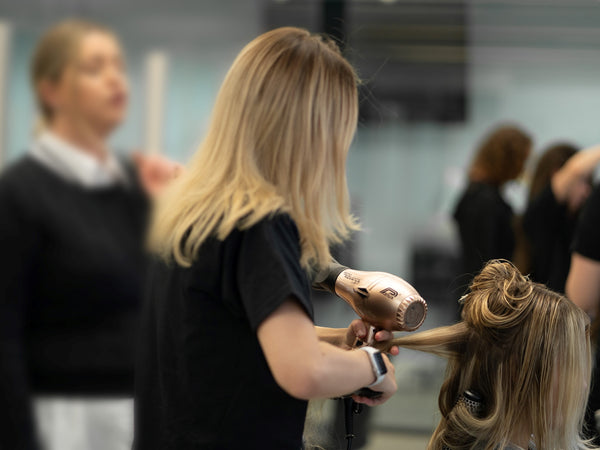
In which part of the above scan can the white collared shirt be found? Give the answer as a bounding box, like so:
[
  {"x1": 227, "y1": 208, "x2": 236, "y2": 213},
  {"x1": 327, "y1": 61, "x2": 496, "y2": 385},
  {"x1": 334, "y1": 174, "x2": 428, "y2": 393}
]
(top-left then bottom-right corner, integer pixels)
[{"x1": 29, "y1": 131, "x2": 129, "y2": 189}]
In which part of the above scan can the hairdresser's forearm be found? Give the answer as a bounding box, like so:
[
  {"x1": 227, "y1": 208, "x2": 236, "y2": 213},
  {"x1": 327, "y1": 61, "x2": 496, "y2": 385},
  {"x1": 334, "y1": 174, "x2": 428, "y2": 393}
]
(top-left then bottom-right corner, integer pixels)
[
  {"x1": 315, "y1": 326, "x2": 345, "y2": 347},
  {"x1": 258, "y1": 301, "x2": 376, "y2": 400},
  {"x1": 307, "y1": 341, "x2": 376, "y2": 398},
  {"x1": 552, "y1": 146, "x2": 600, "y2": 202}
]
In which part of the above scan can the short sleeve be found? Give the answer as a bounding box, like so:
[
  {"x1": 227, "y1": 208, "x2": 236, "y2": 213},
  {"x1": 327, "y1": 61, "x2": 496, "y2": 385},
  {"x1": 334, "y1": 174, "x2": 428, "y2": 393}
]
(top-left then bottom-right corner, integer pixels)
[
  {"x1": 237, "y1": 215, "x2": 313, "y2": 331},
  {"x1": 573, "y1": 184, "x2": 600, "y2": 261}
]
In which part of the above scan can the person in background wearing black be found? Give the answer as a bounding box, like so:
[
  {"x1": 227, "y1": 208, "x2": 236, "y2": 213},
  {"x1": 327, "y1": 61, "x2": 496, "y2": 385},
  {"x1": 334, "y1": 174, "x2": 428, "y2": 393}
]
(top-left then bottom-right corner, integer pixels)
[
  {"x1": 522, "y1": 143, "x2": 600, "y2": 293},
  {"x1": 453, "y1": 125, "x2": 532, "y2": 283},
  {"x1": 134, "y1": 27, "x2": 399, "y2": 450},
  {"x1": 567, "y1": 183, "x2": 600, "y2": 444},
  {"x1": 0, "y1": 19, "x2": 180, "y2": 450}
]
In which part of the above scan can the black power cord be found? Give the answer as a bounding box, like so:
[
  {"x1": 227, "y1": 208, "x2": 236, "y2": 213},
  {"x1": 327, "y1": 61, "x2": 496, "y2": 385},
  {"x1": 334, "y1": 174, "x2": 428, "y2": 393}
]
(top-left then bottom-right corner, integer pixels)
[
  {"x1": 343, "y1": 388, "x2": 380, "y2": 450},
  {"x1": 343, "y1": 397, "x2": 363, "y2": 450}
]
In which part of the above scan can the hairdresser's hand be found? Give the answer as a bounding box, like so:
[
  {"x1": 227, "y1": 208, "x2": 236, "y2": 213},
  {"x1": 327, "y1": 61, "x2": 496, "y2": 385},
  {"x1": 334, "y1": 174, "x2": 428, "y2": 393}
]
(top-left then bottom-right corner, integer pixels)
[
  {"x1": 132, "y1": 151, "x2": 184, "y2": 197},
  {"x1": 344, "y1": 319, "x2": 399, "y2": 356},
  {"x1": 352, "y1": 354, "x2": 397, "y2": 406}
]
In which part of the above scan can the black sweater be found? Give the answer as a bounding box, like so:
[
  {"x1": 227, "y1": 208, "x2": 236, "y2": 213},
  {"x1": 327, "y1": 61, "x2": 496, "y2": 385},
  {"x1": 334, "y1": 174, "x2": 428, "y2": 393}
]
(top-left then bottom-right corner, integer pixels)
[{"x1": 0, "y1": 156, "x2": 148, "y2": 450}]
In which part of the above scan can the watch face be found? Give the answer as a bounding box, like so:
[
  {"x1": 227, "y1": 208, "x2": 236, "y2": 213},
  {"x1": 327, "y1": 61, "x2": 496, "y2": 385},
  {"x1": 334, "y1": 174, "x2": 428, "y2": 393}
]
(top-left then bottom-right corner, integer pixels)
[{"x1": 373, "y1": 352, "x2": 387, "y2": 375}]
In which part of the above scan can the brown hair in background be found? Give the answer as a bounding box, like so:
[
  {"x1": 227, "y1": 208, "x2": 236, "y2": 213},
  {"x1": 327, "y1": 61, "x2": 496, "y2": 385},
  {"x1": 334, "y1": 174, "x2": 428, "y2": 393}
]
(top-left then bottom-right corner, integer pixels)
[
  {"x1": 528, "y1": 142, "x2": 578, "y2": 202},
  {"x1": 514, "y1": 143, "x2": 578, "y2": 274},
  {"x1": 469, "y1": 125, "x2": 532, "y2": 185}
]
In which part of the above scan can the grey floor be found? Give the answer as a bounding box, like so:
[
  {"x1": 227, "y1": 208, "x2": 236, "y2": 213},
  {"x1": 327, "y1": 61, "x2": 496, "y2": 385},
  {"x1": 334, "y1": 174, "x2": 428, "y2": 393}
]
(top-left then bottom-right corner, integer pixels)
[{"x1": 365, "y1": 430, "x2": 430, "y2": 450}]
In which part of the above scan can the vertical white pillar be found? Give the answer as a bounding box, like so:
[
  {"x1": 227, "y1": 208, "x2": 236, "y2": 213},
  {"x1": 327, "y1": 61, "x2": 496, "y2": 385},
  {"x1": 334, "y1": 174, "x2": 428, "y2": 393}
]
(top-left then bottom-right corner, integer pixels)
[
  {"x1": 0, "y1": 21, "x2": 12, "y2": 169},
  {"x1": 143, "y1": 50, "x2": 168, "y2": 156}
]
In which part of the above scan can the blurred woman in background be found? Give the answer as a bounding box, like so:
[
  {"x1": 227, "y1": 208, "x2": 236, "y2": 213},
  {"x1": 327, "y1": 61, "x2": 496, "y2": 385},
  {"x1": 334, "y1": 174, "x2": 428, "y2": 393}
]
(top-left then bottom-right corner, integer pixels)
[
  {"x1": 385, "y1": 260, "x2": 594, "y2": 450},
  {"x1": 0, "y1": 19, "x2": 178, "y2": 450},
  {"x1": 453, "y1": 125, "x2": 532, "y2": 281},
  {"x1": 522, "y1": 143, "x2": 600, "y2": 293}
]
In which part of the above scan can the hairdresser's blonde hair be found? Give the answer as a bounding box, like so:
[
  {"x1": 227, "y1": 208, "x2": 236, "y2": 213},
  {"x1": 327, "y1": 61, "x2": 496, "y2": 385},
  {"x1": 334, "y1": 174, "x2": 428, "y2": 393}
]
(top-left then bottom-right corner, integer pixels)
[
  {"x1": 390, "y1": 260, "x2": 593, "y2": 450},
  {"x1": 150, "y1": 27, "x2": 359, "y2": 269},
  {"x1": 31, "y1": 19, "x2": 113, "y2": 123}
]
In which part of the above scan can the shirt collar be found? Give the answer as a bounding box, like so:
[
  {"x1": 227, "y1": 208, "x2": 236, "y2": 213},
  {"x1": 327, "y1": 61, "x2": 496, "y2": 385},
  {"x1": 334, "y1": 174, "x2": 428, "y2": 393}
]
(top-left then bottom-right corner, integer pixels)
[{"x1": 30, "y1": 131, "x2": 129, "y2": 188}]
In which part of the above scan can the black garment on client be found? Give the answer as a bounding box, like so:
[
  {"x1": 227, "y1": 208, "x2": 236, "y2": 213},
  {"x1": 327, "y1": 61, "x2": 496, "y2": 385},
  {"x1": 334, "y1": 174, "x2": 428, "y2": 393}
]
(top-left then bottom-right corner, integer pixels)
[
  {"x1": 572, "y1": 184, "x2": 600, "y2": 443},
  {"x1": 522, "y1": 184, "x2": 577, "y2": 293},
  {"x1": 453, "y1": 182, "x2": 515, "y2": 279},
  {"x1": 134, "y1": 214, "x2": 313, "y2": 450},
  {"x1": 0, "y1": 156, "x2": 148, "y2": 450}
]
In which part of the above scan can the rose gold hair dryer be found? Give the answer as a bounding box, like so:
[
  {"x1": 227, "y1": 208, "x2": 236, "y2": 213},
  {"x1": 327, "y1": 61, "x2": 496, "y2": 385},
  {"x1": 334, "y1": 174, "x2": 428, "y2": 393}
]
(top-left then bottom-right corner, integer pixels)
[{"x1": 313, "y1": 261, "x2": 427, "y2": 345}]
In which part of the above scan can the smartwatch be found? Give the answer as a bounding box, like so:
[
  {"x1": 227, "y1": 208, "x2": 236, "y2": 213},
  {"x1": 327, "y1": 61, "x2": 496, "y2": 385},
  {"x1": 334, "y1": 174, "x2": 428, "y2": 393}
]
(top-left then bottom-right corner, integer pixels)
[{"x1": 360, "y1": 346, "x2": 388, "y2": 387}]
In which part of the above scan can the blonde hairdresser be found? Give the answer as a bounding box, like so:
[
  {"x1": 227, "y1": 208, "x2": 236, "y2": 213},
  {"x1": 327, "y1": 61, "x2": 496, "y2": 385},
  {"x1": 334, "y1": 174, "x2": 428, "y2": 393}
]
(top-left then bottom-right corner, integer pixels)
[{"x1": 135, "y1": 27, "x2": 397, "y2": 450}]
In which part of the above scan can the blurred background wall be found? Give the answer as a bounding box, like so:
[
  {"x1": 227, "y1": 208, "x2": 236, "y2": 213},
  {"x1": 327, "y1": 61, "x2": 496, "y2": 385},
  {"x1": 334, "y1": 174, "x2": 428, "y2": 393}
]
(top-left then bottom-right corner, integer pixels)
[
  {"x1": 3, "y1": 0, "x2": 600, "y2": 277},
  {"x1": 2, "y1": 0, "x2": 600, "y2": 444}
]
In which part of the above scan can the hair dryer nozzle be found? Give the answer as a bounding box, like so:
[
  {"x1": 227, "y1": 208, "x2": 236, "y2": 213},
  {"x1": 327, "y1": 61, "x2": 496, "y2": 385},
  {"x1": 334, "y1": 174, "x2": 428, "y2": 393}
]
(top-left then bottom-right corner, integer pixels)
[{"x1": 397, "y1": 296, "x2": 427, "y2": 331}]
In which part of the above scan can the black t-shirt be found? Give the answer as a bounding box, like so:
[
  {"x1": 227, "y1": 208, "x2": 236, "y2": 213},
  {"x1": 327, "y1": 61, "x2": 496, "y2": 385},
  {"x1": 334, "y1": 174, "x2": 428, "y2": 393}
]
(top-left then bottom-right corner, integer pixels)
[
  {"x1": 573, "y1": 184, "x2": 600, "y2": 261},
  {"x1": 453, "y1": 182, "x2": 515, "y2": 278},
  {"x1": 523, "y1": 184, "x2": 577, "y2": 293},
  {"x1": 0, "y1": 156, "x2": 148, "y2": 450},
  {"x1": 572, "y1": 184, "x2": 600, "y2": 443},
  {"x1": 134, "y1": 214, "x2": 314, "y2": 450}
]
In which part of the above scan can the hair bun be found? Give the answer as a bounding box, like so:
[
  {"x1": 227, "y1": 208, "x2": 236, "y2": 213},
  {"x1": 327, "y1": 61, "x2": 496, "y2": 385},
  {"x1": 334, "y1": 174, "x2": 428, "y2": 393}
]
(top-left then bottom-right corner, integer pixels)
[{"x1": 461, "y1": 260, "x2": 534, "y2": 340}]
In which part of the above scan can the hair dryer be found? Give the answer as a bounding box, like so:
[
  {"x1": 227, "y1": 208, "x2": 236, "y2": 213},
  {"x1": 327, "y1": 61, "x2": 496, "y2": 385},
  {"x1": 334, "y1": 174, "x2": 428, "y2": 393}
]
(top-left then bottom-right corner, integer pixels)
[
  {"x1": 313, "y1": 261, "x2": 427, "y2": 345},
  {"x1": 314, "y1": 260, "x2": 429, "y2": 445}
]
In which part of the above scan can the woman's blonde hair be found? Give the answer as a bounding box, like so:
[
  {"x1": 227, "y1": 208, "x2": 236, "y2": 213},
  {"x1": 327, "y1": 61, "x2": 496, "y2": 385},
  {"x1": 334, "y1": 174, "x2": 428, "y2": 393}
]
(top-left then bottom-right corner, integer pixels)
[
  {"x1": 150, "y1": 27, "x2": 359, "y2": 270},
  {"x1": 388, "y1": 260, "x2": 593, "y2": 450},
  {"x1": 31, "y1": 18, "x2": 113, "y2": 123}
]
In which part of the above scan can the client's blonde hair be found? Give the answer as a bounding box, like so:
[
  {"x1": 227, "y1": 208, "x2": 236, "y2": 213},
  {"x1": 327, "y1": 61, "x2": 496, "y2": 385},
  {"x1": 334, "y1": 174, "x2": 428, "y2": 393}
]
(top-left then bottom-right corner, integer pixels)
[
  {"x1": 149, "y1": 27, "x2": 359, "y2": 270},
  {"x1": 389, "y1": 260, "x2": 593, "y2": 450}
]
